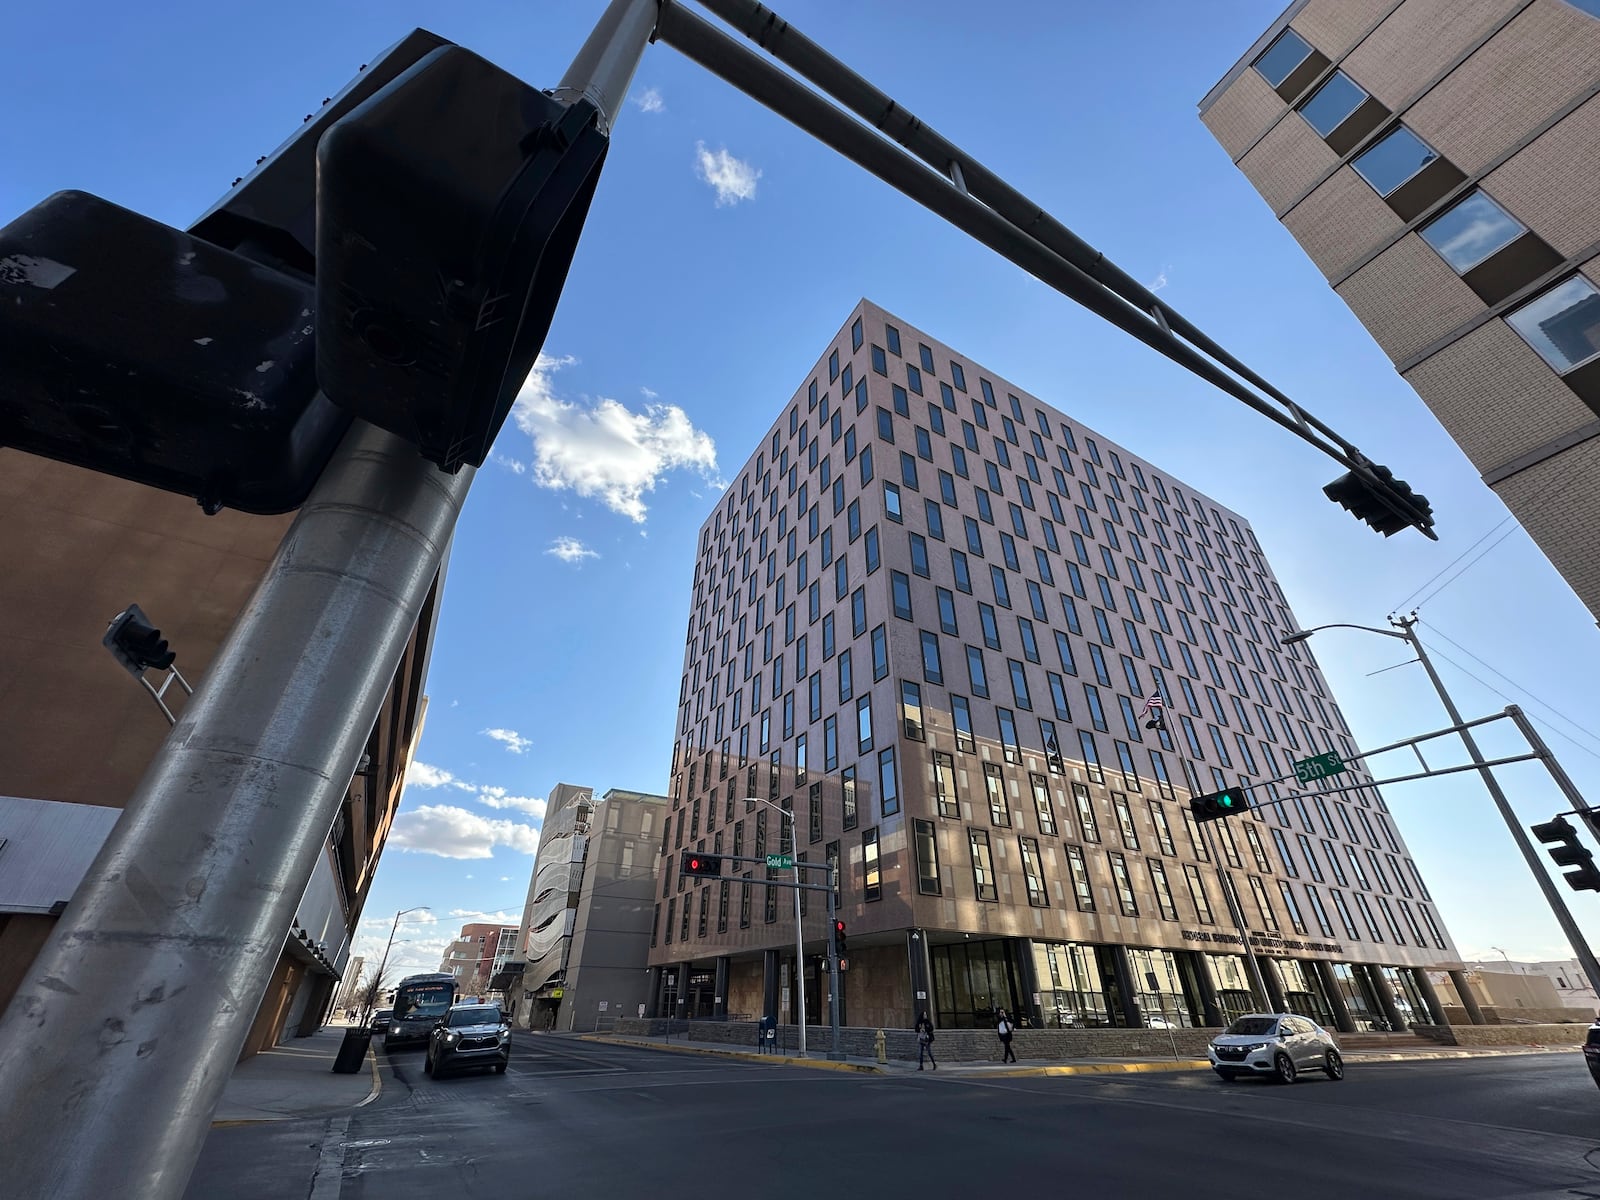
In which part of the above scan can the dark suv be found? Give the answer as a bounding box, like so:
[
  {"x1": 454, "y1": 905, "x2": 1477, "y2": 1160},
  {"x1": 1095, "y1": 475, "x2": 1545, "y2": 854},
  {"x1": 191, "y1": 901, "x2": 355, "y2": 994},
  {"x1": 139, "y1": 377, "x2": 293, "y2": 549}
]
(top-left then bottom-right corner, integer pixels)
[
  {"x1": 425, "y1": 1004, "x2": 511, "y2": 1078},
  {"x1": 1583, "y1": 1020, "x2": 1600, "y2": 1088}
]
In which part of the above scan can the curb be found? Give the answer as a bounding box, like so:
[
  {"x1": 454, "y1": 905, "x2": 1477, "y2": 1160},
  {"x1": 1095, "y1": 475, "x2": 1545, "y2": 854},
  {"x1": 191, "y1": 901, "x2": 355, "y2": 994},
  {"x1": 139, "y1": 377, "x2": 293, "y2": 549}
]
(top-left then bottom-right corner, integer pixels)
[
  {"x1": 980, "y1": 1059, "x2": 1209, "y2": 1078},
  {"x1": 1343, "y1": 1045, "x2": 1580, "y2": 1064},
  {"x1": 582, "y1": 1035, "x2": 882, "y2": 1073},
  {"x1": 354, "y1": 1042, "x2": 383, "y2": 1107},
  {"x1": 209, "y1": 1040, "x2": 386, "y2": 1127}
]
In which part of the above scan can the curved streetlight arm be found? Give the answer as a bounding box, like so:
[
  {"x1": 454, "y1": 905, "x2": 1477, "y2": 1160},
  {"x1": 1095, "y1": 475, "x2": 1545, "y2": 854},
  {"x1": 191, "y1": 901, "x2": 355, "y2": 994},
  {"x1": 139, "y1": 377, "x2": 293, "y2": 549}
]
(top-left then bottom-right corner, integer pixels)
[{"x1": 1280, "y1": 622, "x2": 1409, "y2": 646}]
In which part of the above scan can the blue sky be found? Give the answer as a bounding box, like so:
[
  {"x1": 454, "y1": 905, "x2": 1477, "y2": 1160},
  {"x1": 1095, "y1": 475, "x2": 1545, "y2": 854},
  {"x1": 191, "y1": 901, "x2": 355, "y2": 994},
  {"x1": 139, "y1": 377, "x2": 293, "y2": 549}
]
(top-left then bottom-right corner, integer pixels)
[{"x1": 9, "y1": 0, "x2": 1600, "y2": 977}]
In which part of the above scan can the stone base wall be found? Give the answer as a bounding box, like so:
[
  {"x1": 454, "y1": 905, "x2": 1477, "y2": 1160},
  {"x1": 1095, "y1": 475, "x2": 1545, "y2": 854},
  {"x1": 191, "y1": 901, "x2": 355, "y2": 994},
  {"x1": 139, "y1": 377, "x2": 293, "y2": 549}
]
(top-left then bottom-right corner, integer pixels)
[
  {"x1": 611, "y1": 1018, "x2": 1217, "y2": 1062},
  {"x1": 1413, "y1": 1022, "x2": 1589, "y2": 1047},
  {"x1": 1440, "y1": 1006, "x2": 1592, "y2": 1026}
]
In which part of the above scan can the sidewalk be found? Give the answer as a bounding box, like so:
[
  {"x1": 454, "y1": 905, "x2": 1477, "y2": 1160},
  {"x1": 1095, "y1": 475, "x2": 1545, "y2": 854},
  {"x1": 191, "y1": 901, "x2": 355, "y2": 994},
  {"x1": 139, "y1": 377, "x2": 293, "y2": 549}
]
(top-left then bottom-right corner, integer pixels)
[
  {"x1": 581, "y1": 1032, "x2": 1579, "y2": 1078},
  {"x1": 211, "y1": 1022, "x2": 381, "y2": 1125}
]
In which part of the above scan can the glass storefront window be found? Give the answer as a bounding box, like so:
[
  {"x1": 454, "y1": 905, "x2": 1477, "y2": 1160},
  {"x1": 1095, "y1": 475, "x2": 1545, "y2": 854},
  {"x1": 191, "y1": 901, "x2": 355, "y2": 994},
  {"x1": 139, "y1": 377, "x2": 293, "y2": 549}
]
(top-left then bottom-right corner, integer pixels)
[
  {"x1": 1031, "y1": 941, "x2": 1110, "y2": 1028},
  {"x1": 1127, "y1": 947, "x2": 1199, "y2": 1027}
]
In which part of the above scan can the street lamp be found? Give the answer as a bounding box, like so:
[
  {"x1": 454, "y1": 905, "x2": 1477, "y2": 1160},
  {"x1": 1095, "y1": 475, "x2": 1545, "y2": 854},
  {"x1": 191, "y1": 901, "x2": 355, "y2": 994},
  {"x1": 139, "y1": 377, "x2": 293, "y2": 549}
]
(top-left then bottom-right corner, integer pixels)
[
  {"x1": 1280, "y1": 616, "x2": 1600, "y2": 996},
  {"x1": 369, "y1": 905, "x2": 430, "y2": 1018},
  {"x1": 744, "y1": 795, "x2": 807, "y2": 1057}
]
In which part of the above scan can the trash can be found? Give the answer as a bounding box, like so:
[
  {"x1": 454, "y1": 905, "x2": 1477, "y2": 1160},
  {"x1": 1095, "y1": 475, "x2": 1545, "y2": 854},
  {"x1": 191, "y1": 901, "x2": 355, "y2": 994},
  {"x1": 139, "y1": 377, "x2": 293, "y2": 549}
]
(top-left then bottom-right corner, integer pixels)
[{"x1": 332, "y1": 1026, "x2": 372, "y2": 1074}]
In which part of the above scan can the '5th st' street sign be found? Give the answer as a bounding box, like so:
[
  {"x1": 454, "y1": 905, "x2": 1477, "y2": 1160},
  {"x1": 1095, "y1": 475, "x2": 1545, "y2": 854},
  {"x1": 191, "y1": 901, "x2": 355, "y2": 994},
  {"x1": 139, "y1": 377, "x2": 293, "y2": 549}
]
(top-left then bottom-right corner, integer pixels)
[{"x1": 1294, "y1": 751, "x2": 1347, "y2": 784}]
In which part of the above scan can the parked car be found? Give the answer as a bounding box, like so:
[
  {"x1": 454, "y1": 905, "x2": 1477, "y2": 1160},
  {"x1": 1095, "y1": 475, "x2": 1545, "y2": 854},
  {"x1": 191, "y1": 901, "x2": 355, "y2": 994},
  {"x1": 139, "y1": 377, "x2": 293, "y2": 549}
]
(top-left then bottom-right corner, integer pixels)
[
  {"x1": 1208, "y1": 1013, "x2": 1343, "y2": 1084},
  {"x1": 367, "y1": 1008, "x2": 392, "y2": 1034},
  {"x1": 425, "y1": 1003, "x2": 511, "y2": 1078},
  {"x1": 1583, "y1": 1019, "x2": 1600, "y2": 1089}
]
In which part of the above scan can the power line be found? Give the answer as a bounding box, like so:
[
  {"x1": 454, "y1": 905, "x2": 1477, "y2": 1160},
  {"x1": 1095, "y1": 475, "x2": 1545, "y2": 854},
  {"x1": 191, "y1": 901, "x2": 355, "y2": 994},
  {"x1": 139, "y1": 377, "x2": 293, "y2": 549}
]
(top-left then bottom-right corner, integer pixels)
[
  {"x1": 1421, "y1": 640, "x2": 1600, "y2": 766},
  {"x1": 1395, "y1": 424, "x2": 1600, "y2": 613},
  {"x1": 1410, "y1": 524, "x2": 1522, "y2": 610},
  {"x1": 1420, "y1": 619, "x2": 1600, "y2": 760},
  {"x1": 1392, "y1": 514, "x2": 1516, "y2": 612}
]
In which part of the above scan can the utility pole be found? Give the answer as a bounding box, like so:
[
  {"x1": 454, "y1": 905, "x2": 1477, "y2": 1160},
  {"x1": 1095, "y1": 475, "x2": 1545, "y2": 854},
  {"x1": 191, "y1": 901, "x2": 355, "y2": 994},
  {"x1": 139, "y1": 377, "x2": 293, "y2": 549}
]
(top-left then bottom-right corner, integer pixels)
[
  {"x1": 1283, "y1": 617, "x2": 1600, "y2": 998},
  {"x1": 370, "y1": 906, "x2": 430, "y2": 1017},
  {"x1": 0, "y1": 5, "x2": 656, "y2": 1198}
]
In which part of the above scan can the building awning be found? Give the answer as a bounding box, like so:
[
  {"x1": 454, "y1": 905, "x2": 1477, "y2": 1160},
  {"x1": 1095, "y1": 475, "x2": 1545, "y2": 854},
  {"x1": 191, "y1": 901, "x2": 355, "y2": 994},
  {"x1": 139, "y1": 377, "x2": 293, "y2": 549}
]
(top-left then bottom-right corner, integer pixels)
[{"x1": 489, "y1": 961, "x2": 525, "y2": 993}]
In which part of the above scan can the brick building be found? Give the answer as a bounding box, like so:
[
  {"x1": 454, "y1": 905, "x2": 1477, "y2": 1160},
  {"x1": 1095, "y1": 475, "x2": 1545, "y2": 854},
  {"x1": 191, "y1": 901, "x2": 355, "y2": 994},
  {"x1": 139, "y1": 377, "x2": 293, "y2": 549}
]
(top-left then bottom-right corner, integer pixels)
[{"x1": 1200, "y1": 0, "x2": 1600, "y2": 618}]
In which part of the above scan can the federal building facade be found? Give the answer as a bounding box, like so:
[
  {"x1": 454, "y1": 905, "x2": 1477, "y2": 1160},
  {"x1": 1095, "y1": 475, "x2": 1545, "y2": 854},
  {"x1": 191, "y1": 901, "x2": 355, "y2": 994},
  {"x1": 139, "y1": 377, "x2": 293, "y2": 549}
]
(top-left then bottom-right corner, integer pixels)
[{"x1": 645, "y1": 300, "x2": 1471, "y2": 1035}]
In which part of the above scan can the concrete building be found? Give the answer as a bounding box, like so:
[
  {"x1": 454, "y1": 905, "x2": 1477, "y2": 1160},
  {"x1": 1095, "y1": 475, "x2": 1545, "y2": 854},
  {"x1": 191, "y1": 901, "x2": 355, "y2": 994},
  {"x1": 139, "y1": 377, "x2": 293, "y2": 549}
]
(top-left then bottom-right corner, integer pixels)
[
  {"x1": 648, "y1": 299, "x2": 1469, "y2": 1036},
  {"x1": 505, "y1": 784, "x2": 667, "y2": 1030},
  {"x1": 511, "y1": 783, "x2": 595, "y2": 1028},
  {"x1": 0, "y1": 450, "x2": 444, "y2": 1057},
  {"x1": 1199, "y1": 0, "x2": 1600, "y2": 619},
  {"x1": 1462, "y1": 956, "x2": 1598, "y2": 1010},
  {"x1": 439, "y1": 923, "x2": 518, "y2": 998},
  {"x1": 559, "y1": 788, "x2": 669, "y2": 1032}
]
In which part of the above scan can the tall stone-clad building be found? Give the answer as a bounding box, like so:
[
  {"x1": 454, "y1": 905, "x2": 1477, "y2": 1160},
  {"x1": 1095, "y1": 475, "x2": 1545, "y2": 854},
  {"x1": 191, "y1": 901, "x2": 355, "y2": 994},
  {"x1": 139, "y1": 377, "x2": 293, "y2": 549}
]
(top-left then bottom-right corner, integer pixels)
[
  {"x1": 647, "y1": 299, "x2": 1470, "y2": 1035},
  {"x1": 1199, "y1": 0, "x2": 1600, "y2": 619}
]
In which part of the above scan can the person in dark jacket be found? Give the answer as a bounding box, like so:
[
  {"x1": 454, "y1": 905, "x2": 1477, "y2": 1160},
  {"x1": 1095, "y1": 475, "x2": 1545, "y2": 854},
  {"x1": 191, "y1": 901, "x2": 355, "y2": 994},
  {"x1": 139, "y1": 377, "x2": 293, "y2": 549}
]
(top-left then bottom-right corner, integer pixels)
[
  {"x1": 915, "y1": 1011, "x2": 937, "y2": 1070},
  {"x1": 996, "y1": 1008, "x2": 1018, "y2": 1063}
]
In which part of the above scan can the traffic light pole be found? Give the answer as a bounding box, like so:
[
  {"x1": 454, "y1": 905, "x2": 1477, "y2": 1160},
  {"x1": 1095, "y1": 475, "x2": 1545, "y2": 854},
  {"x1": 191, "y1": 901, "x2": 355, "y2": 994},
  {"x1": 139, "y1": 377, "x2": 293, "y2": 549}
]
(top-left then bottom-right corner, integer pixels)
[
  {"x1": 826, "y1": 870, "x2": 843, "y2": 1060},
  {"x1": 1200, "y1": 821, "x2": 1270, "y2": 1010},
  {"x1": 1394, "y1": 617, "x2": 1600, "y2": 998},
  {"x1": 1287, "y1": 618, "x2": 1600, "y2": 998},
  {"x1": 0, "y1": 422, "x2": 474, "y2": 1200},
  {"x1": 0, "y1": 6, "x2": 656, "y2": 1197}
]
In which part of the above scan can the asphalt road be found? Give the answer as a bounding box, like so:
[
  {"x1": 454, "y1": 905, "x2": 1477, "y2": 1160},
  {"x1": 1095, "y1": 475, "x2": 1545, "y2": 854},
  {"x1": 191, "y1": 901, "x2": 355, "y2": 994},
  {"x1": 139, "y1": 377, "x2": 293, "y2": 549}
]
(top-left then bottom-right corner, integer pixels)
[{"x1": 187, "y1": 1035, "x2": 1600, "y2": 1199}]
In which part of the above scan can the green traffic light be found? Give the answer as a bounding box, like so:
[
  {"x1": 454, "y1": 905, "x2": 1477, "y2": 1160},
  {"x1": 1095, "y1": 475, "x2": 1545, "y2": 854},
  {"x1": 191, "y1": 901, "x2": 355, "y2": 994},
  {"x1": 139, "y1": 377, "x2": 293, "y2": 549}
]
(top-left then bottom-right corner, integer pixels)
[{"x1": 1220, "y1": 794, "x2": 1236, "y2": 808}]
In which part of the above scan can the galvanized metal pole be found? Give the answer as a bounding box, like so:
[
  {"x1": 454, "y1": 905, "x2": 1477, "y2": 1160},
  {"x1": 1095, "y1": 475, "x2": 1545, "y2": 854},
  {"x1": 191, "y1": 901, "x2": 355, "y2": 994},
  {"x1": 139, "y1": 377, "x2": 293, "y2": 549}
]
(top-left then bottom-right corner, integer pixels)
[
  {"x1": 1202, "y1": 820, "x2": 1270, "y2": 1010},
  {"x1": 1494, "y1": 706, "x2": 1600, "y2": 995},
  {"x1": 0, "y1": 5, "x2": 658, "y2": 1195},
  {"x1": 1395, "y1": 618, "x2": 1600, "y2": 997},
  {"x1": 0, "y1": 422, "x2": 472, "y2": 1199},
  {"x1": 826, "y1": 868, "x2": 842, "y2": 1060}
]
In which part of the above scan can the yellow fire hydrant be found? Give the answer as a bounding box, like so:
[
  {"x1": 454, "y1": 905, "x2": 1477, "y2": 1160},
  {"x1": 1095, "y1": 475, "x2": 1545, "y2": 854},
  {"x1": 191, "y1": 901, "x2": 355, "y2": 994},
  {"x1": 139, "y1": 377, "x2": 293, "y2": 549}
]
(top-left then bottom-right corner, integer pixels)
[{"x1": 874, "y1": 1028, "x2": 887, "y2": 1064}]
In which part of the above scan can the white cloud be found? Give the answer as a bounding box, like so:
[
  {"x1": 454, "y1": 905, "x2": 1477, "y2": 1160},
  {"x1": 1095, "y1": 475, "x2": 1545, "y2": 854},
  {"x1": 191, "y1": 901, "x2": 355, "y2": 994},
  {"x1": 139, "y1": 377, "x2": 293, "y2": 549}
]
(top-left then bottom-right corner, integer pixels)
[
  {"x1": 694, "y1": 141, "x2": 761, "y2": 206},
  {"x1": 407, "y1": 761, "x2": 473, "y2": 790},
  {"x1": 493, "y1": 453, "x2": 526, "y2": 475},
  {"x1": 447, "y1": 908, "x2": 521, "y2": 924},
  {"x1": 388, "y1": 804, "x2": 542, "y2": 859},
  {"x1": 633, "y1": 86, "x2": 665, "y2": 114},
  {"x1": 511, "y1": 353, "x2": 722, "y2": 523},
  {"x1": 1148, "y1": 267, "x2": 1169, "y2": 292},
  {"x1": 546, "y1": 535, "x2": 599, "y2": 564},
  {"x1": 481, "y1": 727, "x2": 532, "y2": 754},
  {"x1": 476, "y1": 786, "x2": 548, "y2": 819},
  {"x1": 640, "y1": 386, "x2": 659, "y2": 400}
]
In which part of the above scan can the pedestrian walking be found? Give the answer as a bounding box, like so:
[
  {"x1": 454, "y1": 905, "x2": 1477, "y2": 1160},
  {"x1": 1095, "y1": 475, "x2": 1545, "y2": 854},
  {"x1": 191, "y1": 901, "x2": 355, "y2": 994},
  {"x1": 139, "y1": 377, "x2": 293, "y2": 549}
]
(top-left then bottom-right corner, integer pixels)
[
  {"x1": 996, "y1": 1008, "x2": 1018, "y2": 1063},
  {"x1": 916, "y1": 1011, "x2": 938, "y2": 1071}
]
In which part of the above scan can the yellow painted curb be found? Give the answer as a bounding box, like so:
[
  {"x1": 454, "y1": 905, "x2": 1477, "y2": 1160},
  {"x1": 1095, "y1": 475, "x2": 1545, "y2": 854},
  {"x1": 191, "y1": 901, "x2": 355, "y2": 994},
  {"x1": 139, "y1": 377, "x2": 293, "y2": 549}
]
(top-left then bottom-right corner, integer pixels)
[
  {"x1": 582, "y1": 1035, "x2": 881, "y2": 1073},
  {"x1": 986, "y1": 1059, "x2": 1210, "y2": 1079},
  {"x1": 354, "y1": 1042, "x2": 383, "y2": 1107}
]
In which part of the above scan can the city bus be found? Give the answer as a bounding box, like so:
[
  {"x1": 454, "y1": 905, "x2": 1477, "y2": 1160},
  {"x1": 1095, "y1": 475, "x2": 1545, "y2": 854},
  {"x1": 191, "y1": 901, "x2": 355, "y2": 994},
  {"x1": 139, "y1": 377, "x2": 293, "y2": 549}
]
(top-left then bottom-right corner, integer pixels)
[{"x1": 384, "y1": 972, "x2": 457, "y2": 1049}]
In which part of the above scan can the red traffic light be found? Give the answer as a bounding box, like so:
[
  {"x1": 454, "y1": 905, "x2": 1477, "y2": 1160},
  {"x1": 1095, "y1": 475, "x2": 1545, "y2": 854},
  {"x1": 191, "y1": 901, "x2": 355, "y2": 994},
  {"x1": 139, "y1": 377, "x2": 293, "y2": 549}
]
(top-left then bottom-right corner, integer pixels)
[{"x1": 681, "y1": 851, "x2": 723, "y2": 878}]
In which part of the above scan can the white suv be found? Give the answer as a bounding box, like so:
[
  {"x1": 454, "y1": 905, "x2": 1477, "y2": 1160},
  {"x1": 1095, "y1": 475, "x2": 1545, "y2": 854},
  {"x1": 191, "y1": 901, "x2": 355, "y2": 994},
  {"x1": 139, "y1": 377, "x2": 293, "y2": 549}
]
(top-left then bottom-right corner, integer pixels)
[{"x1": 1208, "y1": 1013, "x2": 1343, "y2": 1084}]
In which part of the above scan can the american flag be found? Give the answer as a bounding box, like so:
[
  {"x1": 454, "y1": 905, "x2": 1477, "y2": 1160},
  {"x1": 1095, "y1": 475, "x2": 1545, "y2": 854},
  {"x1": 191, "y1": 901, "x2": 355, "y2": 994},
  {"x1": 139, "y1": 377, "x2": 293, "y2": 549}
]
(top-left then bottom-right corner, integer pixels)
[{"x1": 1138, "y1": 692, "x2": 1166, "y2": 719}]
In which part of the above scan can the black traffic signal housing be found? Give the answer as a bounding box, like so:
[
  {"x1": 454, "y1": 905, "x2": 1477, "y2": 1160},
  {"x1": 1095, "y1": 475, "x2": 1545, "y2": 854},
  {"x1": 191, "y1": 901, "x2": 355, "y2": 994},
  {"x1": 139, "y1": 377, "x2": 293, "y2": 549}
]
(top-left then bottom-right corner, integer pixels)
[
  {"x1": 833, "y1": 920, "x2": 848, "y2": 966},
  {"x1": 1532, "y1": 816, "x2": 1600, "y2": 892},
  {"x1": 1324, "y1": 463, "x2": 1435, "y2": 539},
  {"x1": 1191, "y1": 788, "x2": 1250, "y2": 824},
  {"x1": 315, "y1": 44, "x2": 609, "y2": 472},
  {"x1": 681, "y1": 851, "x2": 723, "y2": 879},
  {"x1": 103, "y1": 604, "x2": 176, "y2": 675}
]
